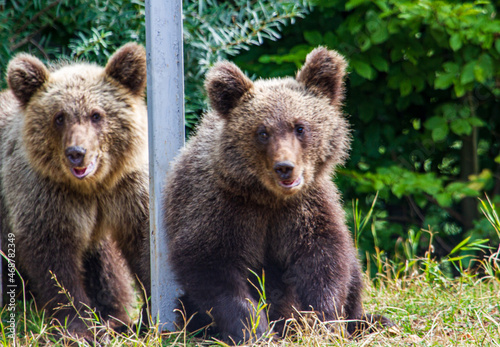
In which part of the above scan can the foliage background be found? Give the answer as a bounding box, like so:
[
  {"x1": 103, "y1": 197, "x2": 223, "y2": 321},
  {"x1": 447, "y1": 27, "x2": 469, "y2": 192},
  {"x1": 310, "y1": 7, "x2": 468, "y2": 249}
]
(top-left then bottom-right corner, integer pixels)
[{"x1": 1, "y1": 0, "x2": 499, "y2": 276}]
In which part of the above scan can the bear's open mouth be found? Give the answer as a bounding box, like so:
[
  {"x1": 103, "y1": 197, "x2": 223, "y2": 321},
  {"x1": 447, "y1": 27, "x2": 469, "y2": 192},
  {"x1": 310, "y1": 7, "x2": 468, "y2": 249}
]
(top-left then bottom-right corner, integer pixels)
[
  {"x1": 278, "y1": 175, "x2": 303, "y2": 189},
  {"x1": 71, "y1": 160, "x2": 96, "y2": 180}
]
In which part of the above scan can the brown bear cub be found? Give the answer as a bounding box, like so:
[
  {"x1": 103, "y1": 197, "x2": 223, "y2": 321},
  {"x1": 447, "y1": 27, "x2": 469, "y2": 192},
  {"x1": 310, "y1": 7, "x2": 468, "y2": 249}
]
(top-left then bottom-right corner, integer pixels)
[
  {"x1": 0, "y1": 43, "x2": 150, "y2": 338},
  {"x1": 164, "y1": 47, "x2": 392, "y2": 343}
]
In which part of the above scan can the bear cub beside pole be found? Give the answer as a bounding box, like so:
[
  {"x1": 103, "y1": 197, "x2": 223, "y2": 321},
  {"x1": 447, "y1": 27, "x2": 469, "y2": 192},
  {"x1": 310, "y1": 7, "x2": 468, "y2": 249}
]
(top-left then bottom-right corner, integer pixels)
[
  {"x1": 164, "y1": 47, "x2": 392, "y2": 343},
  {"x1": 0, "y1": 43, "x2": 150, "y2": 339}
]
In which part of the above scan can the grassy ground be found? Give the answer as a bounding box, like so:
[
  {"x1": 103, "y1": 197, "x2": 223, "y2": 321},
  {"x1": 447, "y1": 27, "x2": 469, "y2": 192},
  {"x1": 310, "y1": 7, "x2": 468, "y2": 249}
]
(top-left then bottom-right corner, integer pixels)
[
  {"x1": 361, "y1": 275, "x2": 500, "y2": 346},
  {"x1": 1, "y1": 199, "x2": 499, "y2": 346},
  {"x1": 1, "y1": 264, "x2": 498, "y2": 346}
]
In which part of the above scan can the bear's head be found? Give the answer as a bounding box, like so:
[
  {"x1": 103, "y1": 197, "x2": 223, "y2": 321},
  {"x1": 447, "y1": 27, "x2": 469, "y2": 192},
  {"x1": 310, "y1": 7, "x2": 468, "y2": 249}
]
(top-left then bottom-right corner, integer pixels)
[
  {"x1": 7, "y1": 43, "x2": 147, "y2": 192},
  {"x1": 206, "y1": 47, "x2": 350, "y2": 198}
]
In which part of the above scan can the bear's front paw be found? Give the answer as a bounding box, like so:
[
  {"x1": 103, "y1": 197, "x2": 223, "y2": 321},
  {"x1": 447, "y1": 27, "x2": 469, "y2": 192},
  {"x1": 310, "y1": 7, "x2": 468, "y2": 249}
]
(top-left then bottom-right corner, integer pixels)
[{"x1": 218, "y1": 300, "x2": 269, "y2": 344}]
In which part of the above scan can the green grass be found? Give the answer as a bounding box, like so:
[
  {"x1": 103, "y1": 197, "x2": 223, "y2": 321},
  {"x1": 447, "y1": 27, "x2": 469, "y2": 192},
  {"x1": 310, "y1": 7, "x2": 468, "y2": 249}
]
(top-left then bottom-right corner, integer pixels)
[
  {"x1": 362, "y1": 275, "x2": 500, "y2": 346},
  {"x1": 1, "y1": 273, "x2": 498, "y2": 346},
  {"x1": 1, "y1": 197, "x2": 499, "y2": 346}
]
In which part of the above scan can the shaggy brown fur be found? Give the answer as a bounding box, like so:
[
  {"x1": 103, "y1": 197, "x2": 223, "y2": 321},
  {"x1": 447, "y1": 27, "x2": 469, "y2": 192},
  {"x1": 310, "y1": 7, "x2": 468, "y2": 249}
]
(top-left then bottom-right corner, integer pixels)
[
  {"x1": 164, "y1": 47, "x2": 391, "y2": 343},
  {"x1": 0, "y1": 43, "x2": 150, "y2": 338}
]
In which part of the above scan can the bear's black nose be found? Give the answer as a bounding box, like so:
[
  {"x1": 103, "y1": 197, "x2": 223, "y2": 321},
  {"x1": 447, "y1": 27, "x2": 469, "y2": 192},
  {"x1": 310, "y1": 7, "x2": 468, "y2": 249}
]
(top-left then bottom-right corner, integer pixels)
[
  {"x1": 274, "y1": 161, "x2": 295, "y2": 180},
  {"x1": 65, "y1": 146, "x2": 86, "y2": 167}
]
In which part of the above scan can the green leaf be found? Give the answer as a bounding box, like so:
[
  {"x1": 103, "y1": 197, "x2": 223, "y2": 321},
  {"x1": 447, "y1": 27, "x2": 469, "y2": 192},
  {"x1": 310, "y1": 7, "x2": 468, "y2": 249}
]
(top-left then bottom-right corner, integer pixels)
[
  {"x1": 449, "y1": 33, "x2": 462, "y2": 51},
  {"x1": 443, "y1": 62, "x2": 459, "y2": 74},
  {"x1": 400, "y1": 79, "x2": 412, "y2": 96},
  {"x1": 357, "y1": 34, "x2": 372, "y2": 52},
  {"x1": 259, "y1": 55, "x2": 271, "y2": 64},
  {"x1": 496, "y1": 39, "x2": 500, "y2": 53},
  {"x1": 446, "y1": 181, "x2": 468, "y2": 192},
  {"x1": 435, "y1": 193, "x2": 452, "y2": 207},
  {"x1": 413, "y1": 76, "x2": 425, "y2": 91},
  {"x1": 474, "y1": 64, "x2": 486, "y2": 83},
  {"x1": 434, "y1": 73, "x2": 454, "y2": 89},
  {"x1": 474, "y1": 54, "x2": 494, "y2": 83},
  {"x1": 323, "y1": 31, "x2": 338, "y2": 48},
  {"x1": 345, "y1": 0, "x2": 368, "y2": 11},
  {"x1": 468, "y1": 117, "x2": 485, "y2": 127},
  {"x1": 458, "y1": 107, "x2": 470, "y2": 118},
  {"x1": 424, "y1": 116, "x2": 446, "y2": 130},
  {"x1": 351, "y1": 60, "x2": 376, "y2": 80},
  {"x1": 304, "y1": 31, "x2": 323, "y2": 46},
  {"x1": 449, "y1": 236, "x2": 471, "y2": 256},
  {"x1": 478, "y1": 54, "x2": 494, "y2": 77},
  {"x1": 432, "y1": 125, "x2": 449, "y2": 142},
  {"x1": 392, "y1": 184, "x2": 406, "y2": 199},
  {"x1": 371, "y1": 54, "x2": 389, "y2": 72},
  {"x1": 454, "y1": 83, "x2": 466, "y2": 97},
  {"x1": 370, "y1": 26, "x2": 389, "y2": 45},
  {"x1": 373, "y1": 179, "x2": 385, "y2": 191},
  {"x1": 447, "y1": 255, "x2": 469, "y2": 262},
  {"x1": 450, "y1": 118, "x2": 472, "y2": 136},
  {"x1": 460, "y1": 61, "x2": 475, "y2": 84},
  {"x1": 495, "y1": 155, "x2": 500, "y2": 164}
]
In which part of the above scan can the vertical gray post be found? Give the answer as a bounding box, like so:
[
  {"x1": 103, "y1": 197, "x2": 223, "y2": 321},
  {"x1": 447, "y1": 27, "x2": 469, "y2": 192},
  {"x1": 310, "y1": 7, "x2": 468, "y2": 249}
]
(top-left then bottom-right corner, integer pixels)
[{"x1": 145, "y1": 0, "x2": 184, "y2": 330}]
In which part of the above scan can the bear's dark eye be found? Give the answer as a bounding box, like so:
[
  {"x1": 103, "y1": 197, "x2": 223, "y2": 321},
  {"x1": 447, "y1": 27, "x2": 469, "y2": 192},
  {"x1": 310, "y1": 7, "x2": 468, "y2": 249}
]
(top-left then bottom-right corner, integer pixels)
[
  {"x1": 258, "y1": 131, "x2": 268, "y2": 141},
  {"x1": 91, "y1": 112, "x2": 101, "y2": 123},
  {"x1": 54, "y1": 112, "x2": 64, "y2": 126},
  {"x1": 295, "y1": 124, "x2": 305, "y2": 135},
  {"x1": 256, "y1": 125, "x2": 269, "y2": 144}
]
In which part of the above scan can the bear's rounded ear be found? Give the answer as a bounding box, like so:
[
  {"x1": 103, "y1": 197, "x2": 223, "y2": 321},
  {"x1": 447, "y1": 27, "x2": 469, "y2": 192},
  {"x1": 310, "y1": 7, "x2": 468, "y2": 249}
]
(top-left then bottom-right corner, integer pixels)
[
  {"x1": 296, "y1": 47, "x2": 348, "y2": 105},
  {"x1": 105, "y1": 43, "x2": 147, "y2": 95},
  {"x1": 205, "y1": 62, "x2": 253, "y2": 118},
  {"x1": 7, "y1": 54, "x2": 49, "y2": 106}
]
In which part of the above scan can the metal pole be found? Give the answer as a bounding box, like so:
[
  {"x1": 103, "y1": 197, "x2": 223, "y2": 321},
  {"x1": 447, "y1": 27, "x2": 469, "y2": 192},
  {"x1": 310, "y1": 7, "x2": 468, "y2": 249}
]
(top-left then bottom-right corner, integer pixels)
[{"x1": 145, "y1": 0, "x2": 184, "y2": 330}]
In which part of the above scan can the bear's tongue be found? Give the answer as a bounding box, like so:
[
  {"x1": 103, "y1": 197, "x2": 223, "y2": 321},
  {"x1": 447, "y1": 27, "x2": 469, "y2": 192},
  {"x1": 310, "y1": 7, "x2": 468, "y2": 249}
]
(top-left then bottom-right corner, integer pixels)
[
  {"x1": 72, "y1": 167, "x2": 88, "y2": 179},
  {"x1": 73, "y1": 167, "x2": 87, "y2": 176},
  {"x1": 280, "y1": 175, "x2": 303, "y2": 188},
  {"x1": 71, "y1": 161, "x2": 95, "y2": 179}
]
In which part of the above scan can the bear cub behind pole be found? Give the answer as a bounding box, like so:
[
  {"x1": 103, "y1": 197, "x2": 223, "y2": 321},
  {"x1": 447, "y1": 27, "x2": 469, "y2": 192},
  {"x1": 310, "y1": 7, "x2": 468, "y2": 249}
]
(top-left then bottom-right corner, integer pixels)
[
  {"x1": 0, "y1": 43, "x2": 150, "y2": 339},
  {"x1": 164, "y1": 47, "x2": 392, "y2": 343}
]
